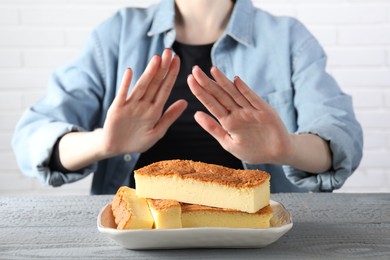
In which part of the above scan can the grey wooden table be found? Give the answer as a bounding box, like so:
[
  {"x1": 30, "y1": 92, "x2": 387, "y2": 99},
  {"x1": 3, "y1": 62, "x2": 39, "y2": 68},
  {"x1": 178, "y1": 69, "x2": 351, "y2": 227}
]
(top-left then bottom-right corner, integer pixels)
[{"x1": 0, "y1": 193, "x2": 389, "y2": 259}]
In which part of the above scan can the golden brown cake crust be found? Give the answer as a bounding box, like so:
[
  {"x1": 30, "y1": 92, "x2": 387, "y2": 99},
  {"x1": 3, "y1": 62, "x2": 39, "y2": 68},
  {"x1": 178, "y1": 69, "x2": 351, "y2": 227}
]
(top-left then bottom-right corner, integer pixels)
[
  {"x1": 111, "y1": 186, "x2": 133, "y2": 229},
  {"x1": 181, "y1": 203, "x2": 273, "y2": 215},
  {"x1": 147, "y1": 199, "x2": 180, "y2": 211},
  {"x1": 134, "y1": 159, "x2": 270, "y2": 188}
]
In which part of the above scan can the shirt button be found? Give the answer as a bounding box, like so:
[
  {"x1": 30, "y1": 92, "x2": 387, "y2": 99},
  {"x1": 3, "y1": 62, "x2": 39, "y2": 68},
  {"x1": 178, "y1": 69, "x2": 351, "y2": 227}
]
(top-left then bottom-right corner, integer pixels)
[{"x1": 123, "y1": 154, "x2": 132, "y2": 162}]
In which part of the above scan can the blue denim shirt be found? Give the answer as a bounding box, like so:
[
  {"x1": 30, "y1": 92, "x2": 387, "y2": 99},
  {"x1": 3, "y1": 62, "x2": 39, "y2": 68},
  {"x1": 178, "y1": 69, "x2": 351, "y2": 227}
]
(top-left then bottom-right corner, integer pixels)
[{"x1": 12, "y1": 0, "x2": 363, "y2": 194}]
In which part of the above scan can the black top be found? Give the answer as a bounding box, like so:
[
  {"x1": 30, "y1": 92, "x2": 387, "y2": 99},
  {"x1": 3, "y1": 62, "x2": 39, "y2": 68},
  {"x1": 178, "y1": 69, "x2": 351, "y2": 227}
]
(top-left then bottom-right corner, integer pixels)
[{"x1": 133, "y1": 41, "x2": 242, "y2": 186}]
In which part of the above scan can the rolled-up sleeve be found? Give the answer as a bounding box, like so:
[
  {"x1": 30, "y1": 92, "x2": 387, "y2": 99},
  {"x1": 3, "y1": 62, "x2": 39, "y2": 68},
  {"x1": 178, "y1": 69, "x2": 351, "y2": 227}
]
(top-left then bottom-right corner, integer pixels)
[
  {"x1": 12, "y1": 31, "x2": 106, "y2": 187},
  {"x1": 282, "y1": 22, "x2": 363, "y2": 192}
]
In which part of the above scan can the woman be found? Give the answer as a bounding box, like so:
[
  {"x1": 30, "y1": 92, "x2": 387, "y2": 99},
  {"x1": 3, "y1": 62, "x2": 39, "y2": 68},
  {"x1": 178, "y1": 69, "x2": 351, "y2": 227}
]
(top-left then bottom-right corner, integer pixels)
[{"x1": 12, "y1": 0, "x2": 363, "y2": 194}]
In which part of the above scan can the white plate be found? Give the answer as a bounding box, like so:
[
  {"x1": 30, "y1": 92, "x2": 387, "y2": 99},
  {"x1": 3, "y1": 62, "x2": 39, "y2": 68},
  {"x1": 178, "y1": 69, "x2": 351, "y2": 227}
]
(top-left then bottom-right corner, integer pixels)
[{"x1": 97, "y1": 200, "x2": 293, "y2": 250}]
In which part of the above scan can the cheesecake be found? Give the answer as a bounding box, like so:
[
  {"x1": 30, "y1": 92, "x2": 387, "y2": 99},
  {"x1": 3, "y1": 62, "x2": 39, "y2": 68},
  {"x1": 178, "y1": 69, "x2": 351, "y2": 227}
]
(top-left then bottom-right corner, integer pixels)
[
  {"x1": 146, "y1": 199, "x2": 182, "y2": 229},
  {"x1": 111, "y1": 186, "x2": 154, "y2": 230},
  {"x1": 181, "y1": 203, "x2": 273, "y2": 228},
  {"x1": 134, "y1": 160, "x2": 270, "y2": 213}
]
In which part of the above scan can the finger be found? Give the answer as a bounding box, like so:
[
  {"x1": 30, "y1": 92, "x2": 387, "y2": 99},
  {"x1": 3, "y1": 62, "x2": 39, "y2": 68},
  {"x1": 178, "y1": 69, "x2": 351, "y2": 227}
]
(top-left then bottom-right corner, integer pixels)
[
  {"x1": 187, "y1": 73, "x2": 229, "y2": 118},
  {"x1": 128, "y1": 55, "x2": 161, "y2": 101},
  {"x1": 154, "y1": 55, "x2": 181, "y2": 107},
  {"x1": 144, "y1": 49, "x2": 173, "y2": 102},
  {"x1": 194, "y1": 111, "x2": 231, "y2": 145},
  {"x1": 153, "y1": 99, "x2": 188, "y2": 137},
  {"x1": 192, "y1": 66, "x2": 239, "y2": 112},
  {"x1": 115, "y1": 68, "x2": 133, "y2": 105},
  {"x1": 234, "y1": 76, "x2": 268, "y2": 110},
  {"x1": 210, "y1": 67, "x2": 250, "y2": 108}
]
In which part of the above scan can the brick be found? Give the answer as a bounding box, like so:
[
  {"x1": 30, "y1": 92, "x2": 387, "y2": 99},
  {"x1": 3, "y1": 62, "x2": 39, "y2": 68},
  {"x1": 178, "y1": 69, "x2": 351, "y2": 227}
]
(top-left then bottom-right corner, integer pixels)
[
  {"x1": 0, "y1": 92, "x2": 22, "y2": 110},
  {"x1": 327, "y1": 48, "x2": 386, "y2": 67},
  {"x1": 0, "y1": 69, "x2": 51, "y2": 89},
  {"x1": 330, "y1": 68, "x2": 390, "y2": 87},
  {"x1": 297, "y1": 5, "x2": 387, "y2": 25},
  {"x1": 0, "y1": 29, "x2": 65, "y2": 47},
  {"x1": 65, "y1": 29, "x2": 92, "y2": 48},
  {"x1": 0, "y1": 152, "x2": 19, "y2": 171},
  {"x1": 0, "y1": 50, "x2": 22, "y2": 68},
  {"x1": 67, "y1": 0, "x2": 156, "y2": 6},
  {"x1": 359, "y1": 150, "x2": 390, "y2": 167},
  {"x1": 386, "y1": 134, "x2": 390, "y2": 150},
  {"x1": 347, "y1": 89, "x2": 384, "y2": 108},
  {"x1": 309, "y1": 27, "x2": 338, "y2": 46},
  {"x1": 0, "y1": 132, "x2": 14, "y2": 151},
  {"x1": 388, "y1": 51, "x2": 390, "y2": 66},
  {"x1": 23, "y1": 49, "x2": 79, "y2": 68},
  {"x1": 34, "y1": 0, "x2": 70, "y2": 3},
  {"x1": 0, "y1": 112, "x2": 23, "y2": 131},
  {"x1": 0, "y1": 8, "x2": 19, "y2": 26},
  {"x1": 256, "y1": 0, "x2": 347, "y2": 4},
  {"x1": 21, "y1": 91, "x2": 45, "y2": 110},
  {"x1": 357, "y1": 111, "x2": 390, "y2": 128},
  {"x1": 20, "y1": 7, "x2": 116, "y2": 27},
  {"x1": 362, "y1": 130, "x2": 388, "y2": 149},
  {"x1": 256, "y1": 5, "x2": 296, "y2": 17},
  {"x1": 385, "y1": 91, "x2": 390, "y2": 107},
  {"x1": 0, "y1": 173, "x2": 34, "y2": 193},
  {"x1": 340, "y1": 169, "x2": 387, "y2": 189},
  {"x1": 349, "y1": 0, "x2": 390, "y2": 3},
  {"x1": 339, "y1": 26, "x2": 390, "y2": 45}
]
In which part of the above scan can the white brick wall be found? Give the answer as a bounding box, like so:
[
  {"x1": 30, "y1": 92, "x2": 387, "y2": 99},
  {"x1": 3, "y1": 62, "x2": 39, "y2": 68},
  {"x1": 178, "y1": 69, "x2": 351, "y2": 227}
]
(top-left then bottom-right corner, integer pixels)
[{"x1": 0, "y1": 0, "x2": 389, "y2": 195}]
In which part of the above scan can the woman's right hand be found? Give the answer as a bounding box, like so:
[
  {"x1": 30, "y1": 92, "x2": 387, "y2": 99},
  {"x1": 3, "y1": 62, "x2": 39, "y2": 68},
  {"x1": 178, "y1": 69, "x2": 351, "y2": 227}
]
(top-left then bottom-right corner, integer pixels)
[
  {"x1": 58, "y1": 49, "x2": 186, "y2": 171},
  {"x1": 98, "y1": 49, "x2": 187, "y2": 158}
]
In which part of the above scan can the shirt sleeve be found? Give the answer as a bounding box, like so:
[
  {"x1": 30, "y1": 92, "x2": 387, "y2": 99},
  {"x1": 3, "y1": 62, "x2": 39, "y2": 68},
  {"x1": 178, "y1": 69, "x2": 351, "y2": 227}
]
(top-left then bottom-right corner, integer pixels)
[
  {"x1": 282, "y1": 20, "x2": 363, "y2": 192},
  {"x1": 11, "y1": 31, "x2": 106, "y2": 187}
]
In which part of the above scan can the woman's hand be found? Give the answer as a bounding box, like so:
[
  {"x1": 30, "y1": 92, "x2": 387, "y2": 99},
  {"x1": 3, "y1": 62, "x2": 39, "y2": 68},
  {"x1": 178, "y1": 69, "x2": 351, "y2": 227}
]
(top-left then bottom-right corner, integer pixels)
[
  {"x1": 187, "y1": 66, "x2": 292, "y2": 165},
  {"x1": 187, "y1": 66, "x2": 331, "y2": 173},
  {"x1": 58, "y1": 49, "x2": 187, "y2": 171},
  {"x1": 100, "y1": 49, "x2": 188, "y2": 157}
]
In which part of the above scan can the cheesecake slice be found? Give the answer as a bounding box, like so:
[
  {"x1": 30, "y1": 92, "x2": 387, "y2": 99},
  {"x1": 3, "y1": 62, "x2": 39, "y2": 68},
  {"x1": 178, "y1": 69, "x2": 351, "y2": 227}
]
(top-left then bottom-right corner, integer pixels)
[
  {"x1": 134, "y1": 160, "x2": 271, "y2": 213},
  {"x1": 146, "y1": 199, "x2": 182, "y2": 229},
  {"x1": 111, "y1": 186, "x2": 154, "y2": 230},
  {"x1": 181, "y1": 203, "x2": 273, "y2": 228}
]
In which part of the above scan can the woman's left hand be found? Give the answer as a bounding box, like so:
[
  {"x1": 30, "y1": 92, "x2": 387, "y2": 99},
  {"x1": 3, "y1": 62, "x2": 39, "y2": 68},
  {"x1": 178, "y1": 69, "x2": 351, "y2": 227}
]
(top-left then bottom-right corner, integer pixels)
[{"x1": 187, "y1": 66, "x2": 293, "y2": 165}]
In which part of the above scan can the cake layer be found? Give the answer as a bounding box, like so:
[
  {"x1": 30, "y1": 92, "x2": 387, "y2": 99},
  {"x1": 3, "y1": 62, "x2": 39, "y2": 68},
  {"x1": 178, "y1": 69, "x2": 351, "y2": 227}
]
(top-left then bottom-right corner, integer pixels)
[
  {"x1": 134, "y1": 160, "x2": 270, "y2": 213},
  {"x1": 181, "y1": 203, "x2": 273, "y2": 228},
  {"x1": 144, "y1": 198, "x2": 273, "y2": 229},
  {"x1": 111, "y1": 186, "x2": 154, "y2": 230},
  {"x1": 147, "y1": 199, "x2": 182, "y2": 229}
]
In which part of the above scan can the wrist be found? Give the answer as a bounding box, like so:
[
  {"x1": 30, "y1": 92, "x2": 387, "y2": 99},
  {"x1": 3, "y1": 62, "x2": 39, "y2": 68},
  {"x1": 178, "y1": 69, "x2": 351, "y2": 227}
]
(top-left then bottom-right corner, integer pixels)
[
  {"x1": 277, "y1": 133, "x2": 297, "y2": 166},
  {"x1": 279, "y1": 133, "x2": 332, "y2": 173},
  {"x1": 92, "y1": 128, "x2": 119, "y2": 160}
]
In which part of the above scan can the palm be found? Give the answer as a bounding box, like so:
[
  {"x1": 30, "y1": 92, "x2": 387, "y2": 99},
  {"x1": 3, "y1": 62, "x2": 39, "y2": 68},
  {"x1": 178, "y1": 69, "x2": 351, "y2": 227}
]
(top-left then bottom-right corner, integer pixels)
[
  {"x1": 188, "y1": 66, "x2": 292, "y2": 164},
  {"x1": 101, "y1": 49, "x2": 187, "y2": 156}
]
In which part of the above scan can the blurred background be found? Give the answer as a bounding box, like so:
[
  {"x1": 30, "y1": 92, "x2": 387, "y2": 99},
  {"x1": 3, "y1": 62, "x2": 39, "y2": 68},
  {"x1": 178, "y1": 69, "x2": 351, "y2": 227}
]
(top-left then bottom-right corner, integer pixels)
[{"x1": 0, "y1": 0, "x2": 389, "y2": 195}]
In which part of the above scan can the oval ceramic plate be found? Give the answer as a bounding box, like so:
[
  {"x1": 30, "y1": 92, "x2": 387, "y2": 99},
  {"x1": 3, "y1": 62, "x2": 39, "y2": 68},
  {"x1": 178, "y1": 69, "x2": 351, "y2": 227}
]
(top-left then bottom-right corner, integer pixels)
[{"x1": 97, "y1": 200, "x2": 293, "y2": 250}]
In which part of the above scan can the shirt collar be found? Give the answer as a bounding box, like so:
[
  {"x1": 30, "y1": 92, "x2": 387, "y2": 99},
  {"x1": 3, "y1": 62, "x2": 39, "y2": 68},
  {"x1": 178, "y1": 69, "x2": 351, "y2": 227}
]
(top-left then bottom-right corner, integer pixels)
[
  {"x1": 147, "y1": 0, "x2": 255, "y2": 47},
  {"x1": 226, "y1": 0, "x2": 255, "y2": 47},
  {"x1": 147, "y1": 0, "x2": 175, "y2": 36}
]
